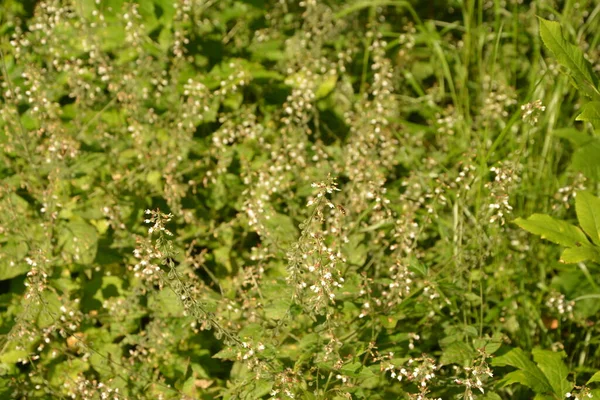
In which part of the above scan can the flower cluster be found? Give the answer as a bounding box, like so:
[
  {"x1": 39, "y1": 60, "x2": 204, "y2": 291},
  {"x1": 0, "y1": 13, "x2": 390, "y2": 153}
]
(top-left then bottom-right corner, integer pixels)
[
  {"x1": 485, "y1": 162, "x2": 519, "y2": 225},
  {"x1": 521, "y1": 99, "x2": 546, "y2": 125},
  {"x1": 287, "y1": 177, "x2": 346, "y2": 313},
  {"x1": 546, "y1": 291, "x2": 575, "y2": 320},
  {"x1": 382, "y1": 355, "x2": 440, "y2": 398}
]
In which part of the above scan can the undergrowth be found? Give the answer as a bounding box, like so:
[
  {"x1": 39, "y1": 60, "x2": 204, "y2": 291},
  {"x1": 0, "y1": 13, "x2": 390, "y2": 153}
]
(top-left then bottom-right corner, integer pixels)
[{"x1": 1, "y1": 0, "x2": 600, "y2": 399}]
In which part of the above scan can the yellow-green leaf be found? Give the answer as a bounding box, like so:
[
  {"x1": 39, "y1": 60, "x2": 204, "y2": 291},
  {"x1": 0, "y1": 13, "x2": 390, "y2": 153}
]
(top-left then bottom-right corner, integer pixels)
[
  {"x1": 538, "y1": 18, "x2": 600, "y2": 99},
  {"x1": 514, "y1": 214, "x2": 589, "y2": 247},
  {"x1": 576, "y1": 102, "x2": 600, "y2": 129},
  {"x1": 561, "y1": 246, "x2": 600, "y2": 264},
  {"x1": 576, "y1": 191, "x2": 600, "y2": 245}
]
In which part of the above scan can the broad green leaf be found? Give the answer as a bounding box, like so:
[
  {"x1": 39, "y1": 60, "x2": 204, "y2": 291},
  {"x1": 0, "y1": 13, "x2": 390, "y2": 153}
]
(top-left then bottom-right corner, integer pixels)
[
  {"x1": 473, "y1": 333, "x2": 503, "y2": 355},
  {"x1": 343, "y1": 233, "x2": 367, "y2": 266},
  {"x1": 560, "y1": 246, "x2": 600, "y2": 263},
  {"x1": 492, "y1": 348, "x2": 553, "y2": 394},
  {"x1": 532, "y1": 349, "x2": 572, "y2": 398},
  {"x1": 576, "y1": 191, "x2": 600, "y2": 245},
  {"x1": 36, "y1": 290, "x2": 63, "y2": 328},
  {"x1": 587, "y1": 370, "x2": 600, "y2": 384},
  {"x1": 498, "y1": 370, "x2": 553, "y2": 394},
  {"x1": 315, "y1": 74, "x2": 338, "y2": 99},
  {"x1": 514, "y1": 214, "x2": 589, "y2": 247},
  {"x1": 0, "y1": 349, "x2": 29, "y2": 364},
  {"x1": 533, "y1": 395, "x2": 556, "y2": 400},
  {"x1": 146, "y1": 170, "x2": 162, "y2": 187},
  {"x1": 264, "y1": 295, "x2": 291, "y2": 320},
  {"x1": 49, "y1": 358, "x2": 89, "y2": 388},
  {"x1": 572, "y1": 140, "x2": 600, "y2": 180},
  {"x1": 212, "y1": 347, "x2": 237, "y2": 360},
  {"x1": 576, "y1": 102, "x2": 600, "y2": 128},
  {"x1": 538, "y1": 18, "x2": 600, "y2": 99},
  {"x1": 245, "y1": 380, "x2": 273, "y2": 398},
  {"x1": 340, "y1": 362, "x2": 376, "y2": 379},
  {"x1": 480, "y1": 393, "x2": 502, "y2": 400},
  {"x1": 213, "y1": 246, "x2": 233, "y2": 273},
  {"x1": 148, "y1": 288, "x2": 185, "y2": 317},
  {"x1": 552, "y1": 128, "x2": 593, "y2": 147},
  {"x1": 57, "y1": 219, "x2": 99, "y2": 265},
  {"x1": 439, "y1": 341, "x2": 475, "y2": 366},
  {"x1": 0, "y1": 241, "x2": 29, "y2": 281},
  {"x1": 89, "y1": 343, "x2": 123, "y2": 379},
  {"x1": 263, "y1": 213, "x2": 298, "y2": 247}
]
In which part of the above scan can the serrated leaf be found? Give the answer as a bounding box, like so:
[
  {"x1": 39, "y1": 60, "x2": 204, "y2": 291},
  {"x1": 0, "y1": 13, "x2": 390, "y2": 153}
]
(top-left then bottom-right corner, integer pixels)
[
  {"x1": 532, "y1": 349, "x2": 572, "y2": 398},
  {"x1": 576, "y1": 102, "x2": 600, "y2": 128},
  {"x1": 576, "y1": 192, "x2": 600, "y2": 245},
  {"x1": 514, "y1": 214, "x2": 589, "y2": 247},
  {"x1": 560, "y1": 246, "x2": 600, "y2": 263},
  {"x1": 492, "y1": 348, "x2": 553, "y2": 394},
  {"x1": 473, "y1": 334, "x2": 503, "y2": 355},
  {"x1": 439, "y1": 341, "x2": 475, "y2": 366},
  {"x1": 538, "y1": 18, "x2": 600, "y2": 99}
]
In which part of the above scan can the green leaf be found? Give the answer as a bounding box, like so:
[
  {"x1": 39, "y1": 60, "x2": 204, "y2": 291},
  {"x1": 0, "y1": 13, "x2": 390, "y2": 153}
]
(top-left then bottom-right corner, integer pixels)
[
  {"x1": 245, "y1": 380, "x2": 273, "y2": 399},
  {"x1": 560, "y1": 246, "x2": 600, "y2": 264},
  {"x1": 532, "y1": 349, "x2": 572, "y2": 398},
  {"x1": 492, "y1": 348, "x2": 553, "y2": 394},
  {"x1": 0, "y1": 241, "x2": 29, "y2": 281},
  {"x1": 343, "y1": 234, "x2": 367, "y2": 266},
  {"x1": 263, "y1": 295, "x2": 291, "y2": 320},
  {"x1": 514, "y1": 214, "x2": 589, "y2": 247},
  {"x1": 538, "y1": 18, "x2": 600, "y2": 99},
  {"x1": 89, "y1": 343, "x2": 123, "y2": 379},
  {"x1": 148, "y1": 289, "x2": 185, "y2": 317},
  {"x1": 262, "y1": 213, "x2": 298, "y2": 247},
  {"x1": 57, "y1": 219, "x2": 99, "y2": 265},
  {"x1": 587, "y1": 371, "x2": 600, "y2": 384},
  {"x1": 552, "y1": 128, "x2": 593, "y2": 147},
  {"x1": 340, "y1": 362, "x2": 376, "y2": 379},
  {"x1": 473, "y1": 333, "x2": 503, "y2": 355},
  {"x1": 572, "y1": 139, "x2": 600, "y2": 180},
  {"x1": 315, "y1": 74, "x2": 338, "y2": 99},
  {"x1": 439, "y1": 341, "x2": 475, "y2": 366},
  {"x1": 0, "y1": 349, "x2": 29, "y2": 364},
  {"x1": 576, "y1": 102, "x2": 600, "y2": 128},
  {"x1": 576, "y1": 191, "x2": 600, "y2": 245},
  {"x1": 212, "y1": 347, "x2": 237, "y2": 360},
  {"x1": 480, "y1": 393, "x2": 502, "y2": 400},
  {"x1": 533, "y1": 395, "x2": 556, "y2": 400}
]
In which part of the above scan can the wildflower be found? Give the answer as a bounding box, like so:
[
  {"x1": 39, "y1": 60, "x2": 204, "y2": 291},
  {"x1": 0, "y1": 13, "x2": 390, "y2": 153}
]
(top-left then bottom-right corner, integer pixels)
[{"x1": 521, "y1": 99, "x2": 546, "y2": 125}]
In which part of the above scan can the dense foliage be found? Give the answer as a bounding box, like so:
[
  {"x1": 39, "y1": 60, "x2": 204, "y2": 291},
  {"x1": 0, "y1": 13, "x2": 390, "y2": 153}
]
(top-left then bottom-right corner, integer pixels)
[{"x1": 1, "y1": 0, "x2": 600, "y2": 399}]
